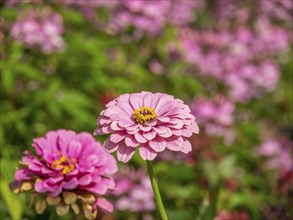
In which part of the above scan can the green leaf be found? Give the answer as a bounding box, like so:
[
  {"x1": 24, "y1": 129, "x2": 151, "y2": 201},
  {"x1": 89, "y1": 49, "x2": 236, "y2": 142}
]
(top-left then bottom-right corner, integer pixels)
[{"x1": 0, "y1": 159, "x2": 23, "y2": 220}]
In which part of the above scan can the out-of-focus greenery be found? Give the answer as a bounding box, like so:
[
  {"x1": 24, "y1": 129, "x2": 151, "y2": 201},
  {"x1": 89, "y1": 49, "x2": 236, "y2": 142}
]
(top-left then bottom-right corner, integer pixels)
[{"x1": 1, "y1": 3, "x2": 292, "y2": 220}]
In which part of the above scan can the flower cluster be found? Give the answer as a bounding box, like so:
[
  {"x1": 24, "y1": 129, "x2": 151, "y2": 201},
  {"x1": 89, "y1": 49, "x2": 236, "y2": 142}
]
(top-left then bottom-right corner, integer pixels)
[
  {"x1": 257, "y1": 137, "x2": 292, "y2": 173},
  {"x1": 176, "y1": 1, "x2": 291, "y2": 102},
  {"x1": 95, "y1": 91, "x2": 199, "y2": 162},
  {"x1": 106, "y1": 0, "x2": 204, "y2": 37},
  {"x1": 10, "y1": 130, "x2": 117, "y2": 220},
  {"x1": 60, "y1": 0, "x2": 204, "y2": 37},
  {"x1": 112, "y1": 166, "x2": 155, "y2": 213},
  {"x1": 190, "y1": 96, "x2": 235, "y2": 143},
  {"x1": 10, "y1": 8, "x2": 65, "y2": 54}
]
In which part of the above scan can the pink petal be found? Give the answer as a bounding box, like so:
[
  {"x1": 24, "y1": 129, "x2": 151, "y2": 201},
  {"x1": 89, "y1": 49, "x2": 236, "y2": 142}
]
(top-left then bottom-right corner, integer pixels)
[
  {"x1": 188, "y1": 122, "x2": 200, "y2": 134},
  {"x1": 68, "y1": 141, "x2": 81, "y2": 158},
  {"x1": 110, "y1": 133, "x2": 125, "y2": 143},
  {"x1": 153, "y1": 126, "x2": 172, "y2": 138},
  {"x1": 104, "y1": 105, "x2": 125, "y2": 117},
  {"x1": 168, "y1": 120, "x2": 184, "y2": 129},
  {"x1": 143, "y1": 92, "x2": 152, "y2": 107},
  {"x1": 154, "y1": 94, "x2": 172, "y2": 112},
  {"x1": 166, "y1": 137, "x2": 183, "y2": 151},
  {"x1": 117, "y1": 145, "x2": 136, "y2": 163},
  {"x1": 102, "y1": 139, "x2": 118, "y2": 153},
  {"x1": 142, "y1": 131, "x2": 157, "y2": 140},
  {"x1": 139, "y1": 145, "x2": 157, "y2": 160},
  {"x1": 172, "y1": 129, "x2": 182, "y2": 136},
  {"x1": 83, "y1": 182, "x2": 108, "y2": 195},
  {"x1": 79, "y1": 174, "x2": 92, "y2": 186},
  {"x1": 110, "y1": 121, "x2": 123, "y2": 131},
  {"x1": 181, "y1": 129, "x2": 193, "y2": 137},
  {"x1": 149, "y1": 138, "x2": 166, "y2": 152},
  {"x1": 95, "y1": 197, "x2": 114, "y2": 212},
  {"x1": 125, "y1": 136, "x2": 138, "y2": 147},
  {"x1": 181, "y1": 140, "x2": 192, "y2": 154},
  {"x1": 130, "y1": 94, "x2": 143, "y2": 110},
  {"x1": 116, "y1": 101, "x2": 134, "y2": 116},
  {"x1": 116, "y1": 93, "x2": 130, "y2": 103},
  {"x1": 63, "y1": 177, "x2": 78, "y2": 190},
  {"x1": 134, "y1": 132, "x2": 147, "y2": 143},
  {"x1": 101, "y1": 125, "x2": 113, "y2": 134},
  {"x1": 156, "y1": 117, "x2": 170, "y2": 122},
  {"x1": 97, "y1": 116, "x2": 110, "y2": 126},
  {"x1": 93, "y1": 128, "x2": 103, "y2": 135},
  {"x1": 139, "y1": 125, "x2": 153, "y2": 132}
]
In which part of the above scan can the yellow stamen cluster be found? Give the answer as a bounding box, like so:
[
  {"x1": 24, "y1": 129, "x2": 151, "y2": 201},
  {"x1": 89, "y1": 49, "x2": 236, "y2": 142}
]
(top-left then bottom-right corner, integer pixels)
[
  {"x1": 133, "y1": 107, "x2": 157, "y2": 125},
  {"x1": 51, "y1": 155, "x2": 75, "y2": 175}
]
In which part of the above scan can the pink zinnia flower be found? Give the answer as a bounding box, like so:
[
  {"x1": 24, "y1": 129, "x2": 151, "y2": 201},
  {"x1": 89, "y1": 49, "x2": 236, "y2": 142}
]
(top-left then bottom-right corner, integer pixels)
[
  {"x1": 10, "y1": 129, "x2": 117, "y2": 219},
  {"x1": 94, "y1": 91, "x2": 199, "y2": 162}
]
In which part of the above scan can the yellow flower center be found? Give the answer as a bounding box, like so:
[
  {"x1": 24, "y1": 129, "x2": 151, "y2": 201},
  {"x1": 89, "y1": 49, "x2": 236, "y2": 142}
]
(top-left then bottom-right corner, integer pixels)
[
  {"x1": 133, "y1": 107, "x2": 157, "y2": 125},
  {"x1": 51, "y1": 155, "x2": 75, "y2": 175}
]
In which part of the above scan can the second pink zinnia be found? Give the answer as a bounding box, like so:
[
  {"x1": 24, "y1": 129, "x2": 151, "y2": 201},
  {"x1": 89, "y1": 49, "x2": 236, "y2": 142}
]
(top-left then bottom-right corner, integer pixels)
[{"x1": 94, "y1": 91, "x2": 199, "y2": 162}]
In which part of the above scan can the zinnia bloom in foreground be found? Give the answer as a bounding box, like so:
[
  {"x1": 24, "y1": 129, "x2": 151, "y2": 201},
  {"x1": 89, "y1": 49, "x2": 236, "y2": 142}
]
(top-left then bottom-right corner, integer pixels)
[
  {"x1": 10, "y1": 130, "x2": 117, "y2": 220},
  {"x1": 94, "y1": 91, "x2": 199, "y2": 162}
]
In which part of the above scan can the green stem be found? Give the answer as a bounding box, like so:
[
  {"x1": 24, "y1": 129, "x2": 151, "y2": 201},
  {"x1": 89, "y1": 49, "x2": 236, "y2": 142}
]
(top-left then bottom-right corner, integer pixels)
[
  {"x1": 146, "y1": 160, "x2": 168, "y2": 220},
  {"x1": 49, "y1": 209, "x2": 56, "y2": 220}
]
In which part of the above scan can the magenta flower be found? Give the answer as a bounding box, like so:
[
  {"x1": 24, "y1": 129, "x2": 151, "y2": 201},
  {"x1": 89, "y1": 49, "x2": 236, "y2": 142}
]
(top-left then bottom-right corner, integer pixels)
[
  {"x1": 94, "y1": 91, "x2": 199, "y2": 162},
  {"x1": 10, "y1": 130, "x2": 117, "y2": 219}
]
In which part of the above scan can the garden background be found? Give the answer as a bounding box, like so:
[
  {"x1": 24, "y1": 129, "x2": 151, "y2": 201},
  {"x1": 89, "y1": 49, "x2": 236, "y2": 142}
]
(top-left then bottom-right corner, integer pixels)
[{"x1": 0, "y1": 1, "x2": 292, "y2": 220}]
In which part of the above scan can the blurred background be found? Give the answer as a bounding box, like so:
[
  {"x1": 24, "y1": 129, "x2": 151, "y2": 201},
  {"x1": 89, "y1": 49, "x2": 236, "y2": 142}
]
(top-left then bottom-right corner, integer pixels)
[{"x1": 0, "y1": 0, "x2": 292, "y2": 220}]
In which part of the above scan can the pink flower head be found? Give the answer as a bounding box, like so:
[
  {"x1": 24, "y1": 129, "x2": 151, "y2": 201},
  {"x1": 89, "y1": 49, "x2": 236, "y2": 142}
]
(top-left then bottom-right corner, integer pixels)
[
  {"x1": 10, "y1": 130, "x2": 117, "y2": 219},
  {"x1": 94, "y1": 91, "x2": 199, "y2": 162}
]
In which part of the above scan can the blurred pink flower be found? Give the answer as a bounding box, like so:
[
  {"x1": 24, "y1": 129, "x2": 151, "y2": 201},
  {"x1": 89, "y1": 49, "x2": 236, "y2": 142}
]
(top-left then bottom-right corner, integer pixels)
[
  {"x1": 10, "y1": 9, "x2": 65, "y2": 54},
  {"x1": 214, "y1": 210, "x2": 250, "y2": 220},
  {"x1": 175, "y1": 0, "x2": 292, "y2": 103},
  {"x1": 149, "y1": 61, "x2": 163, "y2": 75},
  {"x1": 257, "y1": 138, "x2": 292, "y2": 172},
  {"x1": 107, "y1": 0, "x2": 204, "y2": 36},
  {"x1": 112, "y1": 166, "x2": 155, "y2": 212},
  {"x1": 95, "y1": 91, "x2": 199, "y2": 162},
  {"x1": 10, "y1": 130, "x2": 117, "y2": 219},
  {"x1": 191, "y1": 96, "x2": 235, "y2": 143}
]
